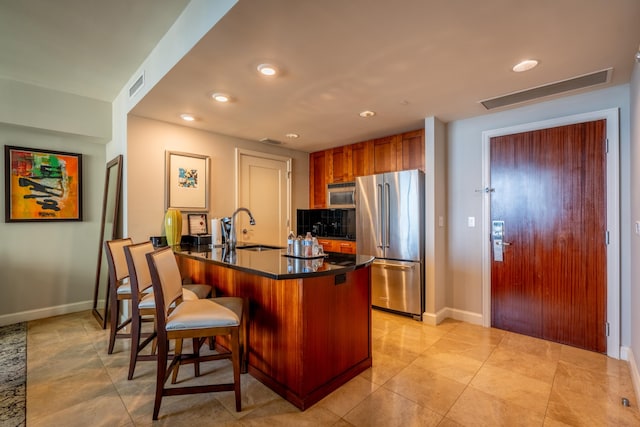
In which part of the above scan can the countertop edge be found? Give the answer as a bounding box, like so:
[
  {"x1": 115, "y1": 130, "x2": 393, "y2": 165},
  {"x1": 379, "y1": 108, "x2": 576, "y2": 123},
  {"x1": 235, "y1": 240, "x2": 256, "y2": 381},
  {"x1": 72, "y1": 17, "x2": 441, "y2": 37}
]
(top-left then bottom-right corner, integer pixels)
[{"x1": 173, "y1": 248, "x2": 373, "y2": 280}]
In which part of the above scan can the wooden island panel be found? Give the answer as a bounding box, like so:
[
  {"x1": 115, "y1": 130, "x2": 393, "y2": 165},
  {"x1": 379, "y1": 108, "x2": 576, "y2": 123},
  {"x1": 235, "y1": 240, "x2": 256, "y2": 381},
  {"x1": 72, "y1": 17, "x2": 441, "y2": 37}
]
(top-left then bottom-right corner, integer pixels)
[{"x1": 175, "y1": 255, "x2": 372, "y2": 409}]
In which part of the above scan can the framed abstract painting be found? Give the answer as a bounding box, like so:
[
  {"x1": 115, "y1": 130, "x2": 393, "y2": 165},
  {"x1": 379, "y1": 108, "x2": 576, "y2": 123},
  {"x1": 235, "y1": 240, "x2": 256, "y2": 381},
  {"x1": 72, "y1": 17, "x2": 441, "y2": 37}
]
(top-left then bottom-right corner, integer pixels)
[
  {"x1": 4, "y1": 145, "x2": 83, "y2": 222},
  {"x1": 165, "y1": 150, "x2": 209, "y2": 212}
]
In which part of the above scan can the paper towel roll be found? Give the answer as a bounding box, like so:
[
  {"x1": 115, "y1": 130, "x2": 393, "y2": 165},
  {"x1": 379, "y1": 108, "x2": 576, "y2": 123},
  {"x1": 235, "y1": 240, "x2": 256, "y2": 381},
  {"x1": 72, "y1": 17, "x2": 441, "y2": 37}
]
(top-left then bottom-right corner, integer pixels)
[{"x1": 211, "y1": 218, "x2": 222, "y2": 245}]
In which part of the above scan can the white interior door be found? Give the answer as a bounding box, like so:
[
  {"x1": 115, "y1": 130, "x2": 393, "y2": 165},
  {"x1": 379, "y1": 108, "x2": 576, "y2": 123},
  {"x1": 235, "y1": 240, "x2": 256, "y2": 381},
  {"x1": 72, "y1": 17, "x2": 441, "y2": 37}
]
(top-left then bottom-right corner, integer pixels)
[{"x1": 236, "y1": 149, "x2": 291, "y2": 246}]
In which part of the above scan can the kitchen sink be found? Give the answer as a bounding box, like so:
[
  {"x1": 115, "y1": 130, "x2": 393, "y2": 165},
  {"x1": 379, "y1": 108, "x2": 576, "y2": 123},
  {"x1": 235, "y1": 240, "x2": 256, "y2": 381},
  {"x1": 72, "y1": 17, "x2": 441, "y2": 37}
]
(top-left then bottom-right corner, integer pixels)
[{"x1": 235, "y1": 244, "x2": 283, "y2": 251}]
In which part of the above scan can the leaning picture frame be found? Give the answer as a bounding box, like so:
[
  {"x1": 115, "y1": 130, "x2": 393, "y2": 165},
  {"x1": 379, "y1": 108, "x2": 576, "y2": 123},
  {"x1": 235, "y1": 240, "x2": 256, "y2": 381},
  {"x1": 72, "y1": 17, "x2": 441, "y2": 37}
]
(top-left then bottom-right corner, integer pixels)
[
  {"x1": 165, "y1": 150, "x2": 209, "y2": 211},
  {"x1": 4, "y1": 145, "x2": 83, "y2": 222}
]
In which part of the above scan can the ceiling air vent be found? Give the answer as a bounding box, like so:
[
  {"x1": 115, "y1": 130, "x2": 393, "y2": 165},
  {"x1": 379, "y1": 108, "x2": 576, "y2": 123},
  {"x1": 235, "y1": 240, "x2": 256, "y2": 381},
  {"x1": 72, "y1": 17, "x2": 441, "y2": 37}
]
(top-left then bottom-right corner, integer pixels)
[
  {"x1": 480, "y1": 68, "x2": 612, "y2": 110},
  {"x1": 260, "y1": 138, "x2": 282, "y2": 145},
  {"x1": 129, "y1": 72, "x2": 145, "y2": 98}
]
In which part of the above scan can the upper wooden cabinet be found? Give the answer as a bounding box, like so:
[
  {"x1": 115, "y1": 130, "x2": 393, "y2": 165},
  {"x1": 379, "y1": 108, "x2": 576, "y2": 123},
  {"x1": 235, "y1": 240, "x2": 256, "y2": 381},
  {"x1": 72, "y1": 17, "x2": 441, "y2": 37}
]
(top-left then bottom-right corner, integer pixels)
[
  {"x1": 329, "y1": 145, "x2": 351, "y2": 183},
  {"x1": 309, "y1": 151, "x2": 327, "y2": 208},
  {"x1": 372, "y1": 135, "x2": 400, "y2": 174},
  {"x1": 372, "y1": 130, "x2": 425, "y2": 174},
  {"x1": 399, "y1": 129, "x2": 425, "y2": 171},
  {"x1": 350, "y1": 141, "x2": 372, "y2": 178},
  {"x1": 309, "y1": 128, "x2": 424, "y2": 207}
]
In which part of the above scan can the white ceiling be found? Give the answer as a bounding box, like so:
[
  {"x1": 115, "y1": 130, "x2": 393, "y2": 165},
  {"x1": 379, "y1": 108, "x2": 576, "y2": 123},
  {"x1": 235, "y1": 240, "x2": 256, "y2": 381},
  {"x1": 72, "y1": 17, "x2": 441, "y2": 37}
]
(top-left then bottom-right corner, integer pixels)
[
  {"x1": 0, "y1": 0, "x2": 189, "y2": 100},
  {"x1": 2, "y1": 0, "x2": 640, "y2": 153}
]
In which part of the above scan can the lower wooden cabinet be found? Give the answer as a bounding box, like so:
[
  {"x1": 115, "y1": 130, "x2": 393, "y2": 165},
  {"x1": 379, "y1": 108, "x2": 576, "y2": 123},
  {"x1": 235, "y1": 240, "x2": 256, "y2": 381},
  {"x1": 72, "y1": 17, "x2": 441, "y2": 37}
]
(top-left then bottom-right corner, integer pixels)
[{"x1": 317, "y1": 239, "x2": 356, "y2": 254}]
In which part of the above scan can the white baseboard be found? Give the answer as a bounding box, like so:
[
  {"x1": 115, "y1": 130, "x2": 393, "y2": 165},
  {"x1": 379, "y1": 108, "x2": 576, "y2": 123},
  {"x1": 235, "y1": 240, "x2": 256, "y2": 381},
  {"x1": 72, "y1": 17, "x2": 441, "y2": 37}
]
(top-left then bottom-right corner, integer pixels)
[
  {"x1": 621, "y1": 346, "x2": 630, "y2": 361},
  {"x1": 626, "y1": 347, "x2": 640, "y2": 407},
  {"x1": 423, "y1": 307, "x2": 483, "y2": 326},
  {"x1": 0, "y1": 301, "x2": 93, "y2": 327}
]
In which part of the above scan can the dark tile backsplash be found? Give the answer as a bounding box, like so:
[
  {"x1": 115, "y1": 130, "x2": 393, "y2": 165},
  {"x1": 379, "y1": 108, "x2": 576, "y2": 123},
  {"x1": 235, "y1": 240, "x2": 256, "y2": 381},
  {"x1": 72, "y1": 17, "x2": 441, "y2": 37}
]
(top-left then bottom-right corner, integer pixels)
[{"x1": 297, "y1": 209, "x2": 356, "y2": 240}]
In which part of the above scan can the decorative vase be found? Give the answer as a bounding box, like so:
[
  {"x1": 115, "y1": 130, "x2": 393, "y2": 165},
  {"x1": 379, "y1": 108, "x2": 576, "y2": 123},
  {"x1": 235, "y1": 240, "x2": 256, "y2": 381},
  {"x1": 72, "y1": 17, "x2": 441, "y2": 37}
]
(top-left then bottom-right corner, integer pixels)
[{"x1": 164, "y1": 208, "x2": 182, "y2": 246}]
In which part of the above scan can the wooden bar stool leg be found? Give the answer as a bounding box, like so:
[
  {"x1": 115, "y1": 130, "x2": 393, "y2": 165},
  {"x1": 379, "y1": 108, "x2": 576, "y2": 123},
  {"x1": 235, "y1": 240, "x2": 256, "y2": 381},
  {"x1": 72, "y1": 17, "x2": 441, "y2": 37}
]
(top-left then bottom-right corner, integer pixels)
[
  {"x1": 232, "y1": 328, "x2": 241, "y2": 411},
  {"x1": 153, "y1": 336, "x2": 169, "y2": 420},
  {"x1": 107, "y1": 293, "x2": 119, "y2": 354},
  {"x1": 171, "y1": 338, "x2": 183, "y2": 384},
  {"x1": 192, "y1": 337, "x2": 201, "y2": 377},
  {"x1": 127, "y1": 310, "x2": 141, "y2": 380}
]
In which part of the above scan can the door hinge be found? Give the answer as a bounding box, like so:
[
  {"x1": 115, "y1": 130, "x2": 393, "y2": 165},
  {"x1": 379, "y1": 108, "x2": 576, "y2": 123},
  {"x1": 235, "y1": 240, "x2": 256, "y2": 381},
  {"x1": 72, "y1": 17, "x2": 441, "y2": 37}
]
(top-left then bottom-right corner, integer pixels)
[
  {"x1": 287, "y1": 171, "x2": 291, "y2": 179},
  {"x1": 605, "y1": 322, "x2": 610, "y2": 337},
  {"x1": 605, "y1": 230, "x2": 610, "y2": 245},
  {"x1": 605, "y1": 138, "x2": 609, "y2": 154}
]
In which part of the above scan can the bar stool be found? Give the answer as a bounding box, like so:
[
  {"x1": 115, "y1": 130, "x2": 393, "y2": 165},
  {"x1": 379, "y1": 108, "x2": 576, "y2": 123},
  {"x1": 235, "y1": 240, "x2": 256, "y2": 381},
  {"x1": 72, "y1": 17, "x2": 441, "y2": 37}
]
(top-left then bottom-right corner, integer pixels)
[
  {"x1": 123, "y1": 241, "x2": 211, "y2": 380},
  {"x1": 104, "y1": 238, "x2": 134, "y2": 354},
  {"x1": 146, "y1": 246, "x2": 246, "y2": 419}
]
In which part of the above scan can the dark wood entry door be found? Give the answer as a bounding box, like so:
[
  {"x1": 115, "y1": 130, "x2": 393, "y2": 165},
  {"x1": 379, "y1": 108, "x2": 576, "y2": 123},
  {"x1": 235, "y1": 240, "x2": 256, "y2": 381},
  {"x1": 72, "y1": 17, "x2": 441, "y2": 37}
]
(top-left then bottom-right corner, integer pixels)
[{"x1": 490, "y1": 120, "x2": 607, "y2": 353}]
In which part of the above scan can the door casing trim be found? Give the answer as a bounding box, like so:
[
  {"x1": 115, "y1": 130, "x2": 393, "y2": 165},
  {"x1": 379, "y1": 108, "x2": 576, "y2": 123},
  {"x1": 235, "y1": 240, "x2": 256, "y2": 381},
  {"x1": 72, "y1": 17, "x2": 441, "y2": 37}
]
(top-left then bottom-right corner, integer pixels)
[
  {"x1": 481, "y1": 108, "x2": 620, "y2": 358},
  {"x1": 235, "y1": 148, "x2": 292, "y2": 244}
]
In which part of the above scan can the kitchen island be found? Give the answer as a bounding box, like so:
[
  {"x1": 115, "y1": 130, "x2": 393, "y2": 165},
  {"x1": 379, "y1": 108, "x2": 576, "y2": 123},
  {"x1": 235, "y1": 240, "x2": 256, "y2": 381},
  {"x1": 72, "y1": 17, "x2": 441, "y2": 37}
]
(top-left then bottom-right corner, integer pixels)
[{"x1": 173, "y1": 244, "x2": 374, "y2": 410}]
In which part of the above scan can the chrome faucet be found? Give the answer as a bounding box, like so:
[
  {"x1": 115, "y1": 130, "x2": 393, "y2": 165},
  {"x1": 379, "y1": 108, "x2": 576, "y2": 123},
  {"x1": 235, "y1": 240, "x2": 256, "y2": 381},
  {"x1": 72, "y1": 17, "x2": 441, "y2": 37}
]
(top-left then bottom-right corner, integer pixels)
[{"x1": 228, "y1": 207, "x2": 256, "y2": 250}]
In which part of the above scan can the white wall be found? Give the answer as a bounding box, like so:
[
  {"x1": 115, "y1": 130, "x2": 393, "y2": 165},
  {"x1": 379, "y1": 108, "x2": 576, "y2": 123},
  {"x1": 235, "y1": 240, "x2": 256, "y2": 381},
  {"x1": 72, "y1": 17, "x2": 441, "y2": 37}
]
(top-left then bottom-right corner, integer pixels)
[
  {"x1": 126, "y1": 115, "x2": 309, "y2": 244},
  {"x1": 446, "y1": 85, "x2": 632, "y2": 346},
  {"x1": 424, "y1": 117, "x2": 448, "y2": 323},
  {"x1": 629, "y1": 61, "x2": 640, "y2": 397},
  {"x1": 108, "y1": 0, "x2": 238, "y2": 235},
  {"x1": 0, "y1": 78, "x2": 111, "y2": 325},
  {"x1": 0, "y1": 78, "x2": 111, "y2": 142},
  {"x1": 0, "y1": 124, "x2": 106, "y2": 324}
]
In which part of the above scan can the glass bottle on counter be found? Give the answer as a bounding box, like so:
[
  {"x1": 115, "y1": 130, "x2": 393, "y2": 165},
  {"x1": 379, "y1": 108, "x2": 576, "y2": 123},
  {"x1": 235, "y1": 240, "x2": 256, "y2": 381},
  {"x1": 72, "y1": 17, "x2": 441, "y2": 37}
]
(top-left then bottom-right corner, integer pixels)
[
  {"x1": 293, "y1": 236, "x2": 303, "y2": 257},
  {"x1": 287, "y1": 231, "x2": 295, "y2": 255},
  {"x1": 303, "y1": 232, "x2": 313, "y2": 257}
]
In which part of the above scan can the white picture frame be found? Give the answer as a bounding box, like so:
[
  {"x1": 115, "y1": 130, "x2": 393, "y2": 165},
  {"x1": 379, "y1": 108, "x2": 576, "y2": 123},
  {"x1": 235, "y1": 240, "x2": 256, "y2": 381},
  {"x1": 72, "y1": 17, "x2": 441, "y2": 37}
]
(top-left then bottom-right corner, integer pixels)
[{"x1": 165, "y1": 151, "x2": 209, "y2": 211}]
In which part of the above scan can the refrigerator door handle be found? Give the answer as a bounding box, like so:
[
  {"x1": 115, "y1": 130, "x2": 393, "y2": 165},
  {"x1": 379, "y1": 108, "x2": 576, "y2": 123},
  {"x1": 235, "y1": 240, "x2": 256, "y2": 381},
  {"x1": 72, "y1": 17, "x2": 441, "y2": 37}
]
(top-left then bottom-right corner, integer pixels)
[
  {"x1": 384, "y1": 182, "x2": 390, "y2": 248},
  {"x1": 377, "y1": 183, "x2": 384, "y2": 249}
]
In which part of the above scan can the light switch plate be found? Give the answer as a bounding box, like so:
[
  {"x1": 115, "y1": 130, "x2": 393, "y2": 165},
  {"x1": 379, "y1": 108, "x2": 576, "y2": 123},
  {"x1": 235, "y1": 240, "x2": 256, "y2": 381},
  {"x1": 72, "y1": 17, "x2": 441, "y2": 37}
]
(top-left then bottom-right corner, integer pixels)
[
  {"x1": 468, "y1": 216, "x2": 475, "y2": 227},
  {"x1": 635, "y1": 221, "x2": 640, "y2": 235}
]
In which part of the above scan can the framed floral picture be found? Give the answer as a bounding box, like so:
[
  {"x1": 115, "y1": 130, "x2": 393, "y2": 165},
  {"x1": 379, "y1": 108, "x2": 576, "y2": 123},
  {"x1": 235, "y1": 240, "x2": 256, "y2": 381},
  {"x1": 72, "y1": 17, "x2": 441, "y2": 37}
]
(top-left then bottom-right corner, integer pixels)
[
  {"x1": 4, "y1": 145, "x2": 83, "y2": 222},
  {"x1": 165, "y1": 150, "x2": 209, "y2": 211}
]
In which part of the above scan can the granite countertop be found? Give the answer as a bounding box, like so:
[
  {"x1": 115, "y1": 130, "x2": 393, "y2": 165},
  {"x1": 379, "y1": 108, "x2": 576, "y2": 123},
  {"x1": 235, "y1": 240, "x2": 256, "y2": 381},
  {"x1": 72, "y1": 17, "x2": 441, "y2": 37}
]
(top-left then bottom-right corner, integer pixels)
[{"x1": 173, "y1": 243, "x2": 374, "y2": 280}]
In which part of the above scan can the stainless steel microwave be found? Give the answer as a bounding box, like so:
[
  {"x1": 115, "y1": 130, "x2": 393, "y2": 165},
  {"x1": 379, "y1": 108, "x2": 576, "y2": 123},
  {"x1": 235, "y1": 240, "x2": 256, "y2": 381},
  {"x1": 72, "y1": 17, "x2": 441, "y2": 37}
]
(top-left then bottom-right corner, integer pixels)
[{"x1": 327, "y1": 182, "x2": 356, "y2": 208}]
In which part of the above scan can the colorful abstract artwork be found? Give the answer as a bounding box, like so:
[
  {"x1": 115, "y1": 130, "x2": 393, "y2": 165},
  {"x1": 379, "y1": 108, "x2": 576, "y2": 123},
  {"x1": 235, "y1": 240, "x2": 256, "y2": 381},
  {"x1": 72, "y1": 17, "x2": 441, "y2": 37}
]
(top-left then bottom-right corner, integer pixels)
[
  {"x1": 178, "y1": 168, "x2": 198, "y2": 188},
  {"x1": 4, "y1": 146, "x2": 83, "y2": 222}
]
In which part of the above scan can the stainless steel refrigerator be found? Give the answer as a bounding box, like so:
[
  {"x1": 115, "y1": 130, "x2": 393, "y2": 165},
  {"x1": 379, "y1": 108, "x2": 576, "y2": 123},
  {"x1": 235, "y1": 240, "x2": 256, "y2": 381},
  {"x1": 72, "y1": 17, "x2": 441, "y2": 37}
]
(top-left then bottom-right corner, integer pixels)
[{"x1": 356, "y1": 169, "x2": 424, "y2": 320}]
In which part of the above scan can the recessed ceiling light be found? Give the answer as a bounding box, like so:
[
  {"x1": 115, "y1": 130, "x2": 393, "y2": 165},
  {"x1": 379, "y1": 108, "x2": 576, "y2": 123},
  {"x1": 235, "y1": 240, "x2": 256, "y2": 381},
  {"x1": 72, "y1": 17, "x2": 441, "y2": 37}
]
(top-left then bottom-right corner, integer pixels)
[
  {"x1": 180, "y1": 113, "x2": 195, "y2": 121},
  {"x1": 285, "y1": 133, "x2": 300, "y2": 139},
  {"x1": 257, "y1": 63, "x2": 278, "y2": 76},
  {"x1": 512, "y1": 59, "x2": 539, "y2": 72},
  {"x1": 359, "y1": 110, "x2": 376, "y2": 118},
  {"x1": 211, "y1": 92, "x2": 231, "y2": 103}
]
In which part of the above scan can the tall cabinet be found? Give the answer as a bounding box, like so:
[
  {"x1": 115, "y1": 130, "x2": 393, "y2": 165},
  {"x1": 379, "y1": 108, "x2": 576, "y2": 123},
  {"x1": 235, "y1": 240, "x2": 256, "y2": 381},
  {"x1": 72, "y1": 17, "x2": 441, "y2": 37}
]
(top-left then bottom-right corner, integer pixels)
[{"x1": 309, "y1": 151, "x2": 327, "y2": 208}]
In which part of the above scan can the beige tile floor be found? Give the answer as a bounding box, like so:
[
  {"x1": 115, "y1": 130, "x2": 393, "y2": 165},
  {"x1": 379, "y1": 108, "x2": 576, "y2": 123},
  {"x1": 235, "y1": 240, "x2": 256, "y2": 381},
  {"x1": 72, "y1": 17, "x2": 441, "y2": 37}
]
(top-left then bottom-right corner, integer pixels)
[{"x1": 25, "y1": 309, "x2": 640, "y2": 426}]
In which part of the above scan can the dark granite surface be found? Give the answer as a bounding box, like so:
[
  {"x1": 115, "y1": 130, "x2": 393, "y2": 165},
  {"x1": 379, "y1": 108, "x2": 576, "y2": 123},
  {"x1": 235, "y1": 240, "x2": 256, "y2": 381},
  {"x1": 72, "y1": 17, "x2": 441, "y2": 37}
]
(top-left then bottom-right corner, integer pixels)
[
  {"x1": 174, "y1": 244, "x2": 373, "y2": 280},
  {"x1": 0, "y1": 322, "x2": 26, "y2": 427}
]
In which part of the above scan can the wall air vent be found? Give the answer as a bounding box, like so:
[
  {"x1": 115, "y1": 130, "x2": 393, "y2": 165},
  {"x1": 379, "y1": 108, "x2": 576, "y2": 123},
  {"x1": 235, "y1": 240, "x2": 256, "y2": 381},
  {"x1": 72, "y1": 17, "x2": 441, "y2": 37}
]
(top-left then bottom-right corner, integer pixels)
[
  {"x1": 129, "y1": 72, "x2": 145, "y2": 98},
  {"x1": 260, "y1": 138, "x2": 282, "y2": 145},
  {"x1": 480, "y1": 68, "x2": 612, "y2": 110}
]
